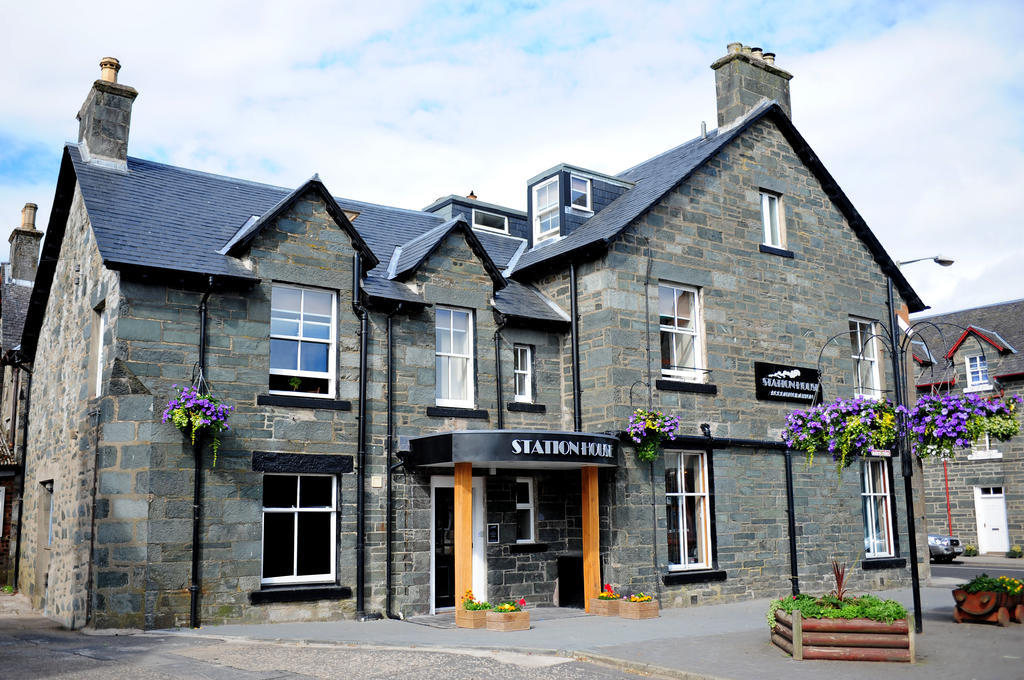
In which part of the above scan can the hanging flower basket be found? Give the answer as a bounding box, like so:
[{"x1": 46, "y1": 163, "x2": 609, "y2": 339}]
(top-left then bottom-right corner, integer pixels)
[
  {"x1": 900, "y1": 393, "x2": 1021, "y2": 460},
  {"x1": 162, "y1": 382, "x2": 234, "y2": 465},
  {"x1": 628, "y1": 409, "x2": 681, "y2": 462},
  {"x1": 782, "y1": 397, "x2": 896, "y2": 474}
]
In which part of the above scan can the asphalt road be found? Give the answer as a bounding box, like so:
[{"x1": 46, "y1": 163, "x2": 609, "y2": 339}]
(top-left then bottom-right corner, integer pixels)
[{"x1": 930, "y1": 560, "x2": 1024, "y2": 580}]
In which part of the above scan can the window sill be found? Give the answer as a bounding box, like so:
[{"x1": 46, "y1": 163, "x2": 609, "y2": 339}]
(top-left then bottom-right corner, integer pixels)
[
  {"x1": 968, "y1": 450, "x2": 1002, "y2": 460},
  {"x1": 656, "y1": 379, "x2": 718, "y2": 395},
  {"x1": 259, "y1": 394, "x2": 352, "y2": 410},
  {"x1": 759, "y1": 244, "x2": 794, "y2": 258},
  {"x1": 861, "y1": 557, "x2": 906, "y2": 571},
  {"x1": 964, "y1": 385, "x2": 992, "y2": 393},
  {"x1": 426, "y1": 406, "x2": 489, "y2": 419},
  {"x1": 250, "y1": 585, "x2": 352, "y2": 604},
  {"x1": 508, "y1": 542, "x2": 548, "y2": 554},
  {"x1": 662, "y1": 569, "x2": 727, "y2": 586},
  {"x1": 507, "y1": 402, "x2": 546, "y2": 413}
]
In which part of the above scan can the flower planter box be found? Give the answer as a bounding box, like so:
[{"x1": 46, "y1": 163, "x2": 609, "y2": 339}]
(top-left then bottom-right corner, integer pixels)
[
  {"x1": 486, "y1": 610, "x2": 530, "y2": 631},
  {"x1": 589, "y1": 598, "x2": 621, "y2": 616},
  {"x1": 771, "y1": 610, "x2": 914, "y2": 663},
  {"x1": 455, "y1": 609, "x2": 489, "y2": 629},
  {"x1": 619, "y1": 600, "x2": 659, "y2": 619},
  {"x1": 952, "y1": 589, "x2": 1020, "y2": 626}
]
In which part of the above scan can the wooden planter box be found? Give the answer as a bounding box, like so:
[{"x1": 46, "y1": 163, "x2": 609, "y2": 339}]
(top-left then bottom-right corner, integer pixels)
[
  {"x1": 455, "y1": 608, "x2": 489, "y2": 629},
  {"x1": 619, "y1": 599, "x2": 659, "y2": 619},
  {"x1": 486, "y1": 610, "x2": 530, "y2": 631},
  {"x1": 771, "y1": 610, "x2": 914, "y2": 663},
  {"x1": 952, "y1": 589, "x2": 1023, "y2": 626},
  {"x1": 590, "y1": 598, "x2": 621, "y2": 616}
]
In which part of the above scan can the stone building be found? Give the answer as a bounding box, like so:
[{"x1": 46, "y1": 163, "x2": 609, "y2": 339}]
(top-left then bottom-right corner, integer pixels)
[
  {"x1": 0, "y1": 203, "x2": 42, "y2": 586},
  {"x1": 913, "y1": 299, "x2": 1023, "y2": 555},
  {"x1": 18, "y1": 44, "x2": 927, "y2": 629}
]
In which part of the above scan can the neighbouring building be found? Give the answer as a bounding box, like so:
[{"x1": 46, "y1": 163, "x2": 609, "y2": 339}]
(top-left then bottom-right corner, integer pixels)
[
  {"x1": 913, "y1": 299, "x2": 1023, "y2": 555},
  {"x1": 18, "y1": 45, "x2": 927, "y2": 630}
]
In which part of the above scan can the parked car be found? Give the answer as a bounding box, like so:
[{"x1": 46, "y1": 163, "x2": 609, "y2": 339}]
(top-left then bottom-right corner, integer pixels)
[{"x1": 928, "y1": 534, "x2": 964, "y2": 563}]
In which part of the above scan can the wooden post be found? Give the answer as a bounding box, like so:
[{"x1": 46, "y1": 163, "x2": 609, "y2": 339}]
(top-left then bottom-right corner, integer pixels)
[
  {"x1": 581, "y1": 465, "x2": 600, "y2": 613},
  {"x1": 792, "y1": 609, "x2": 803, "y2": 660},
  {"x1": 454, "y1": 462, "x2": 473, "y2": 611}
]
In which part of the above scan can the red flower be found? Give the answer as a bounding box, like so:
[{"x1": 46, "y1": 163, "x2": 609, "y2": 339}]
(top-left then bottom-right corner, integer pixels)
[
  {"x1": 604, "y1": 584, "x2": 613, "y2": 593},
  {"x1": 518, "y1": 598, "x2": 526, "y2": 607}
]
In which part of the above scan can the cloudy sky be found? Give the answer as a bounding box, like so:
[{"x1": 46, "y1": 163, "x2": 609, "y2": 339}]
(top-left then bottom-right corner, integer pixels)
[{"x1": 1, "y1": 1, "x2": 1021, "y2": 315}]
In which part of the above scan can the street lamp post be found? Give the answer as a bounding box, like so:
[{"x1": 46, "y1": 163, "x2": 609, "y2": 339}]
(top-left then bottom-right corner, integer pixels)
[{"x1": 887, "y1": 254, "x2": 954, "y2": 635}]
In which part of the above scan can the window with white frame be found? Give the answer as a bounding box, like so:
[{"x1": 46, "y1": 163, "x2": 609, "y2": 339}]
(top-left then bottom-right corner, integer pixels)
[
  {"x1": 965, "y1": 354, "x2": 989, "y2": 389},
  {"x1": 760, "y1": 191, "x2": 784, "y2": 248},
  {"x1": 515, "y1": 477, "x2": 535, "y2": 543},
  {"x1": 261, "y1": 473, "x2": 337, "y2": 584},
  {"x1": 849, "y1": 318, "x2": 881, "y2": 398},
  {"x1": 665, "y1": 451, "x2": 711, "y2": 569},
  {"x1": 435, "y1": 307, "x2": 474, "y2": 407},
  {"x1": 513, "y1": 344, "x2": 532, "y2": 403},
  {"x1": 570, "y1": 176, "x2": 592, "y2": 211},
  {"x1": 471, "y1": 208, "x2": 508, "y2": 234},
  {"x1": 270, "y1": 285, "x2": 336, "y2": 397},
  {"x1": 862, "y1": 458, "x2": 894, "y2": 558},
  {"x1": 532, "y1": 176, "x2": 560, "y2": 242},
  {"x1": 968, "y1": 432, "x2": 1002, "y2": 460},
  {"x1": 659, "y1": 284, "x2": 703, "y2": 381},
  {"x1": 91, "y1": 304, "x2": 105, "y2": 398}
]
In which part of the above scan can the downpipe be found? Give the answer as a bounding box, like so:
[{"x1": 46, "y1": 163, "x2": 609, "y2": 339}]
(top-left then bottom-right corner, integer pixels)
[{"x1": 189, "y1": 276, "x2": 213, "y2": 629}]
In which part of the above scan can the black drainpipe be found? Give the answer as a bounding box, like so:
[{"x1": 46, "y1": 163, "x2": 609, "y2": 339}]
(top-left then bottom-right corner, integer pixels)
[
  {"x1": 569, "y1": 263, "x2": 582, "y2": 432},
  {"x1": 352, "y1": 256, "x2": 371, "y2": 620},
  {"x1": 784, "y1": 448, "x2": 800, "y2": 596},
  {"x1": 189, "y1": 275, "x2": 213, "y2": 629},
  {"x1": 385, "y1": 306, "x2": 403, "y2": 620},
  {"x1": 11, "y1": 365, "x2": 31, "y2": 591},
  {"x1": 493, "y1": 318, "x2": 506, "y2": 430}
]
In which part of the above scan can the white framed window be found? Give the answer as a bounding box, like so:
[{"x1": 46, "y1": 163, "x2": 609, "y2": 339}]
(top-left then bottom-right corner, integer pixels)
[
  {"x1": 515, "y1": 477, "x2": 535, "y2": 543},
  {"x1": 471, "y1": 208, "x2": 508, "y2": 234},
  {"x1": 532, "y1": 176, "x2": 560, "y2": 243},
  {"x1": 965, "y1": 354, "x2": 990, "y2": 390},
  {"x1": 513, "y1": 344, "x2": 532, "y2": 403},
  {"x1": 270, "y1": 285, "x2": 336, "y2": 397},
  {"x1": 760, "y1": 191, "x2": 784, "y2": 248},
  {"x1": 659, "y1": 284, "x2": 704, "y2": 382},
  {"x1": 968, "y1": 433, "x2": 1002, "y2": 460},
  {"x1": 862, "y1": 458, "x2": 894, "y2": 558},
  {"x1": 435, "y1": 307, "x2": 474, "y2": 407},
  {"x1": 665, "y1": 451, "x2": 711, "y2": 570},
  {"x1": 261, "y1": 473, "x2": 337, "y2": 585},
  {"x1": 570, "y1": 176, "x2": 592, "y2": 211},
  {"x1": 849, "y1": 317, "x2": 881, "y2": 398},
  {"x1": 91, "y1": 305, "x2": 105, "y2": 398}
]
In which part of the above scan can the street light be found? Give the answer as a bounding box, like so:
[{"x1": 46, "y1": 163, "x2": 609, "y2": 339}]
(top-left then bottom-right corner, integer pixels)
[{"x1": 887, "y1": 254, "x2": 954, "y2": 635}]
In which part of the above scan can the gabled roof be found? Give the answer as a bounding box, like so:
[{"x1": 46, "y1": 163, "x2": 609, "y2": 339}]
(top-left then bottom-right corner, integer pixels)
[
  {"x1": 389, "y1": 217, "x2": 507, "y2": 290},
  {"x1": 913, "y1": 298, "x2": 1024, "y2": 381},
  {"x1": 910, "y1": 338, "x2": 935, "y2": 367},
  {"x1": 510, "y1": 101, "x2": 925, "y2": 313},
  {"x1": 494, "y1": 280, "x2": 570, "y2": 326},
  {"x1": 361, "y1": 275, "x2": 424, "y2": 305},
  {"x1": 220, "y1": 175, "x2": 377, "y2": 268}
]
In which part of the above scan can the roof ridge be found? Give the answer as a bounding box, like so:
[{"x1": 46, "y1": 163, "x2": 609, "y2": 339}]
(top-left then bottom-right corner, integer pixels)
[{"x1": 914, "y1": 297, "x2": 1024, "y2": 319}]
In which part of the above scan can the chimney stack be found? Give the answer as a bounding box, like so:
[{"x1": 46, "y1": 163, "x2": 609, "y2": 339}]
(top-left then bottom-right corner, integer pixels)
[
  {"x1": 9, "y1": 203, "x2": 43, "y2": 282},
  {"x1": 710, "y1": 43, "x2": 792, "y2": 128},
  {"x1": 77, "y1": 57, "x2": 138, "y2": 167}
]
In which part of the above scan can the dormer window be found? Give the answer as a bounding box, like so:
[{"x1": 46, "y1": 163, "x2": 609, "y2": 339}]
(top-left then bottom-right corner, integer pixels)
[
  {"x1": 965, "y1": 354, "x2": 989, "y2": 390},
  {"x1": 471, "y1": 208, "x2": 508, "y2": 234},
  {"x1": 570, "y1": 176, "x2": 592, "y2": 211},
  {"x1": 532, "y1": 177, "x2": 560, "y2": 243}
]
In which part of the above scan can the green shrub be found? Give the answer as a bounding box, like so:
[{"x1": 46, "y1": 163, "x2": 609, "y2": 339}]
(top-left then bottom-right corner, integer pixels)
[
  {"x1": 963, "y1": 544, "x2": 978, "y2": 557},
  {"x1": 767, "y1": 594, "x2": 907, "y2": 630},
  {"x1": 1007, "y1": 545, "x2": 1023, "y2": 559}
]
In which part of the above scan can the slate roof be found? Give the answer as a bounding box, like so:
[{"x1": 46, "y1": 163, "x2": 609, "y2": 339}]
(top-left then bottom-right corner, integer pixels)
[
  {"x1": 1, "y1": 282, "x2": 32, "y2": 351},
  {"x1": 509, "y1": 101, "x2": 925, "y2": 313},
  {"x1": 913, "y1": 299, "x2": 1024, "y2": 380},
  {"x1": 494, "y1": 281, "x2": 569, "y2": 325}
]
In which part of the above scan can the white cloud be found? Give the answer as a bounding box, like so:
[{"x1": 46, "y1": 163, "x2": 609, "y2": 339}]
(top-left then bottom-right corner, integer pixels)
[{"x1": 0, "y1": 1, "x2": 1021, "y2": 316}]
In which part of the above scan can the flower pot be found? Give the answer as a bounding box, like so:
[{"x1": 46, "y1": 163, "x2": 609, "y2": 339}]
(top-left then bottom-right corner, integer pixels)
[
  {"x1": 590, "y1": 598, "x2": 620, "y2": 616},
  {"x1": 619, "y1": 599, "x2": 659, "y2": 619},
  {"x1": 952, "y1": 589, "x2": 1013, "y2": 626},
  {"x1": 486, "y1": 610, "x2": 530, "y2": 631},
  {"x1": 455, "y1": 608, "x2": 489, "y2": 629},
  {"x1": 771, "y1": 610, "x2": 913, "y2": 662}
]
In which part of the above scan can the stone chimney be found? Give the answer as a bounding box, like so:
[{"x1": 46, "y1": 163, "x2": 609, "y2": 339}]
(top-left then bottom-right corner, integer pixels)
[
  {"x1": 710, "y1": 43, "x2": 793, "y2": 128},
  {"x1": 9, "y1": 203, "x2": 42, "y2": 282},
  {"x1": 77, "y1": 57, "x2": 138, "y2": 166}
]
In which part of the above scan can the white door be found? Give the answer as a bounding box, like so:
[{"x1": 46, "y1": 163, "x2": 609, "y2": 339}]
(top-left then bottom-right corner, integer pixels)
[
  {"x1": 975, "y1": 486, "x2": 1009, "y2": 553},
  {"x1": 430, "y1": 476, "x2": 486, "y2": 613}
]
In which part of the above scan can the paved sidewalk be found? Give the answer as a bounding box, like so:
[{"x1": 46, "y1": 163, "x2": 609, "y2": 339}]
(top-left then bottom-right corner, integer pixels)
[{"x1": 160, "y1": 556, "x2": 1024, "y2": 680}]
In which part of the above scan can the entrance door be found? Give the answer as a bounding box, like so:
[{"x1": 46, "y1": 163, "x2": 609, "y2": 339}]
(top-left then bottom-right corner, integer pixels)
[
  {"x1": 975, "y1": 486, "x2": 1009, "y2": 553},
  {"x1": 431, "y1": 476, "x2": 485, "y2": 612}
]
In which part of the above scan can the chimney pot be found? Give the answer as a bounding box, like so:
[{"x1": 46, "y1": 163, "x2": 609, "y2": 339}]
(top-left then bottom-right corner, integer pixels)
[
  {"x1": 467, "y1": 190, "x2": 477, "y2": 200},
  {"x1": 20, "y1": 203, "x2": 38, "y2": 230},
  {"x1": 763, "y1": 52, "x2": 776, "y2": 64},
  {"x1": 99, "y1": 57, "x2": 120, "y2": 83},
  {"x1": 727, "y1": 42, "x2": 742, "y2": 54},
  {"x1": 750, "y1": 47, "x2": 763, "y2": 59},
  {"x1": 711, "y1": 42, "x2": 793, "y2": 126}
]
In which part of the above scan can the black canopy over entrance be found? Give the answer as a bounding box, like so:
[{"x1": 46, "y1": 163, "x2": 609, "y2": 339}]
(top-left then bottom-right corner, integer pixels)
[{"x1": 405, "y1": 429, "x2": 619, "y2": 470}]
